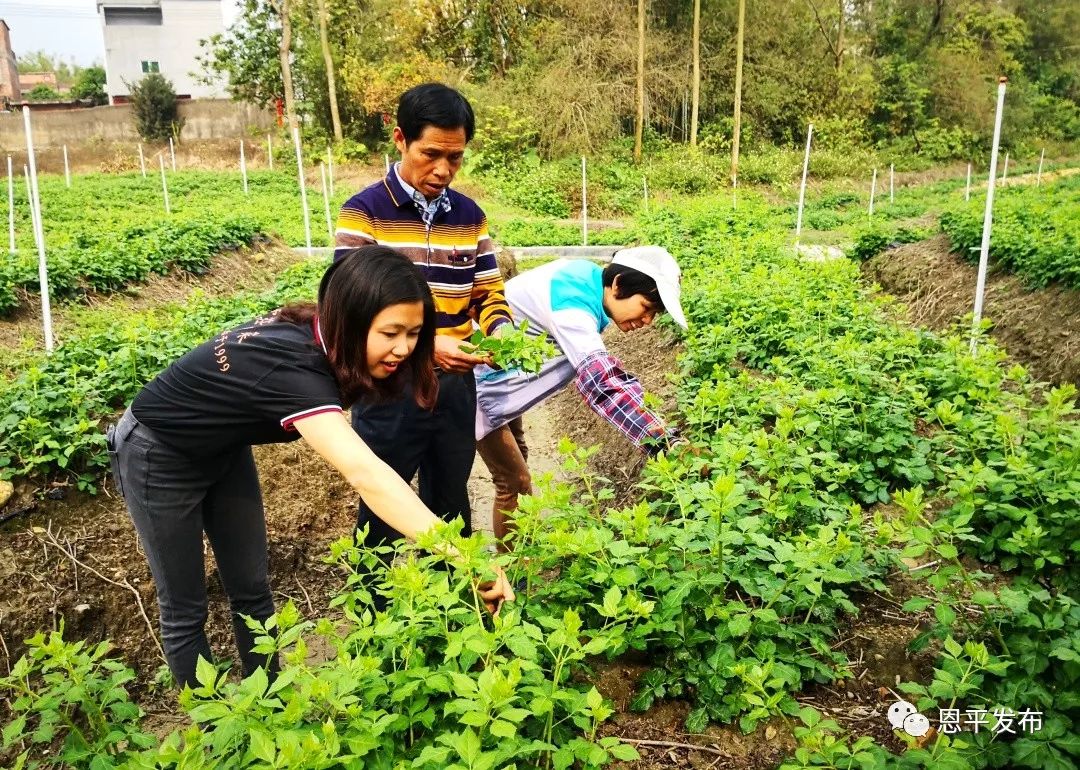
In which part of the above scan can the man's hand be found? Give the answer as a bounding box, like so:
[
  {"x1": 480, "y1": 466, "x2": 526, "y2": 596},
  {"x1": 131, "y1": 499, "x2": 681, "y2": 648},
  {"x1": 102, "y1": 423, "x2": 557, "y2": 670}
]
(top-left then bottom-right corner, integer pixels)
[
  {"x1": 477, "y1": 564, "x2": 516, "y2": 616},
  {"x1": 435, "y1": 335, "x2": 491, "y2": 373}
]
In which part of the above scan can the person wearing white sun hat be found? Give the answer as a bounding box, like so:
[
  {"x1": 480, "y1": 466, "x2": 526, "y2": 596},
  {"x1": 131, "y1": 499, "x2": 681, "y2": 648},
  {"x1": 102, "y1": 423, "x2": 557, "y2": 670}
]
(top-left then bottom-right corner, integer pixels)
[{"x1": 475, "y1": 245, "x2": 689, "y2": 551}]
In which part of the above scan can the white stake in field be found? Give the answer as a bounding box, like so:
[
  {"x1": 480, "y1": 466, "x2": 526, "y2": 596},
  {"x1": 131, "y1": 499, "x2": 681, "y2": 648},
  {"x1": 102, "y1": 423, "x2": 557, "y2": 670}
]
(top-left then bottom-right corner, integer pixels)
[
  {"x1": 965, "y1": 163, "x2": 972, "y2": 201},
  {"x1": 384, "y1": 153, "x2": 390, "y2": 174},
  {"x1": 240, "y1": 141, "x2": 249, "y2": 194},
  {"x1": 1001, "y1": 151, "x2": 1009, "y2": 183},
  {"x1": 732, "y1": 174, "x2": 738, "y2": 210},
  {"x1": 320, "y1": 163, "x2": 333, "y2": 242},
  {"x1": 7, "y1": 155, "x2": 15, "y2": 253},
  {"x1": 158, "y1": 155, "x2": 171, "y2": 214},
  {"x1": 326, "y1": 146, "x2": 334, "y2": 197},
  {"x1": 293, "y1": 127, "x2": 313, "y2": 256},
  {"x1": 869, "y1": 168, "x2": 877, "y2": 220},
  {"x1": 1037, "y1": 149, "x2": 1045, "y2": 186},
  {"x1": 971, "y1": 77, "x2": 1008, "y2": 355},
  {"x1": 794, "y1": 122, "x2": 813, "y2": 247},
  {"x1": 63, "y1": 145, "x2": 71, "y2": 188},
  {"x1": 267, "y1": 134, "x2": 273, "y2": 170},
  {"x1": 22, "y1": 107, "x2": 54, "y2": 353},
  {"x1": 581, "y1": 156, "x2": 588, "y2": 246},
  {"x1": 169, "y1": 137, "x2": 176, "y2": 171},
  {"x1": 138, "y1": 143, "x2": 146, "y2": 178},
  {"x1": 889, "y1": 164, "x2": 894, "y2": 203}
]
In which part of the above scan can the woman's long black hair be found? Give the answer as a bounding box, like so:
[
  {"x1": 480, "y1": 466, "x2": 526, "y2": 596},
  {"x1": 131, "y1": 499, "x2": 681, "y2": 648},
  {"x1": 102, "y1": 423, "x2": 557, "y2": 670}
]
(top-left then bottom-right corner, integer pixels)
[{"x1": 279, "y1": 246, "x2": 438, "y2": 408}]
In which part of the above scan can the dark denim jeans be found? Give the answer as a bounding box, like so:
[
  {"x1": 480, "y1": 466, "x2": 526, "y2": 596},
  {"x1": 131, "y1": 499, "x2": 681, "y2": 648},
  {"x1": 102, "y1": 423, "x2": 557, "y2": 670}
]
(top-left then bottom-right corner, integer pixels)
[
  {"x1": 351, "y1": 370, "x2": 476, "y2": 547},
  {"x1": 107, "y1": 409, "x2": 278, "y2": 688}
]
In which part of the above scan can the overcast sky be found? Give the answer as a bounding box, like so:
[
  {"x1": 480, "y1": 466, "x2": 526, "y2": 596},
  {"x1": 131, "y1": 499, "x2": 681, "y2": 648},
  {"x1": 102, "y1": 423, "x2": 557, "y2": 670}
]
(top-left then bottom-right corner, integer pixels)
[{"x1": 0, "y1": 0, "x2": 241, "y2": 67}]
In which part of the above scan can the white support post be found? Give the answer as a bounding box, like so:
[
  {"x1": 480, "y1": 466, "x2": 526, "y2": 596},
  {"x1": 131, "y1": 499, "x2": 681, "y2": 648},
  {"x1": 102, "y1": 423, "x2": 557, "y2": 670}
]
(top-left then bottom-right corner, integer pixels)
[
  {"x1": 1001, "y1": 151, "x2": 1009, "y2": 183},
  {"x1": 326, "y1": 146, "x2": 334, "y2": 197},
  {"x1": 869, "y1": 168, "x2": 877, "y2": 220},
  {"x1": 971, "y1": 78, "x2": 1008, "y2": 355},
  {"x1": 732, "y1": 174, "x2": 738, "y2": 210},
  {"x1": 794, "y1": 122, "x2": 813, "y2": 246},
  {"x1": 23, "y1": 167, "x2": 41, "y2": 276},
  {"x1": 267, "y1": 134, "x2": 273, "y2": 170},
  {"x1": 384, "y1": 153, "x2": 390, "y2": 174},
  {"x1": 22, "y1": 107, "x2": 53, "y2": 353},
  {"x1": 22, "y1": 167, "x2": 34, "y2": 248},
  {"x1": 63, "y1": 145, "x2": 71, "y2": 188},
  {"x1": 138, "y1": 143, "x2": 146, "y2": 178},
  {"x1": 240, "y1": 141, "x2": 248, "y2": 195},
  {"x1": 7, "y1": 156, "x2": 14, "y2": 253},
  {"x1": 642, "y1": 176, "x2": 649, "y2": 212},
  {"x1": 158, "y1": 155, "x2": 170, "y2": 214},
  {"x1": 293, "y1": 126, "x2": 313, "y2": 257},
  {"x1": 169, "y1": 137, "x2": 176, "y2": 172},
  {"x1": 320, "y1": 163, "x2": 333, "y2": 242},
  {"x1": 889, "y1": 164, "x2": 894, "y2": 203},
  {"x1": 581, "y1": 156, "x2": 588, "y2": 247},
  {"x1": 965, "y1": 163, "x2": 971, "y2": 202},
  {"x1": 1036, "y1": 149, "x2": 1045, "y2": 186}
]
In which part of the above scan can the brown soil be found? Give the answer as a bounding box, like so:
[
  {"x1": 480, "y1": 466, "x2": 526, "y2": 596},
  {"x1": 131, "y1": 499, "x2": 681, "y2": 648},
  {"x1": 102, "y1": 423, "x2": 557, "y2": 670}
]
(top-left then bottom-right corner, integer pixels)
[
  {"x1": 545, "y1": 323, "x2": 681, "y2": 505},
  {"x1": 864, "y1": 233, "x2": 1080, "y2": 386}
]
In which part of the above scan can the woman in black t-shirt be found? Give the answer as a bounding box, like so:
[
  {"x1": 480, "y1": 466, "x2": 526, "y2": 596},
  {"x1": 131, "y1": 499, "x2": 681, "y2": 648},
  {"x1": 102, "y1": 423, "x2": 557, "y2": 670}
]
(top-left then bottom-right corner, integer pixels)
[{"x1": 107, "y1": 246, "x2": 514, "y2": 688}]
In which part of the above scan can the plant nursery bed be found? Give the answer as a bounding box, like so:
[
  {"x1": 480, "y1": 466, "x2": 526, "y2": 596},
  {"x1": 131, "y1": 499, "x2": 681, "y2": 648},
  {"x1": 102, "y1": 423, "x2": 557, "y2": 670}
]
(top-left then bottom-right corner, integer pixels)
[{"x1": 864, "y1": 234, "x2": 1080, "y2": 386}]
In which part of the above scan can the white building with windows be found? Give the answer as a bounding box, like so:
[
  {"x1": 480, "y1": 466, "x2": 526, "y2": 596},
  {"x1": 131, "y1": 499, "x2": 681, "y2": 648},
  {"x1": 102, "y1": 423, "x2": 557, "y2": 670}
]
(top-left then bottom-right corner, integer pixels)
[{"x1": 97, "y1": 0, "x2": 225, "y2": 104}]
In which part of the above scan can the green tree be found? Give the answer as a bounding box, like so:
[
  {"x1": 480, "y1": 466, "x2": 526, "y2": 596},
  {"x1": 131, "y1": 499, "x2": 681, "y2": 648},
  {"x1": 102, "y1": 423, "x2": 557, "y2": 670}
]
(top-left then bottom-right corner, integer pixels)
[
  {"x1": 197, "y1": 0, "x2": 283, "y2": 109},
  {"x1": 129, "y1": 73, "x2": 181, "y2": 141},
  {"x1": 70, "y1": 66, "x2": 107, "y2": 105},
  {"x1": 26, "y1": 84, "x2": 60, "y2": 101}
]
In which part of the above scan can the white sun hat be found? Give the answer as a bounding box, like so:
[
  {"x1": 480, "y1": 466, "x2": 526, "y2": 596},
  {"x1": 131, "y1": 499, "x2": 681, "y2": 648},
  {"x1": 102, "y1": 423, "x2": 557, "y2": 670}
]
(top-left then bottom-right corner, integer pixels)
[{"x1": 611, "y1": 246, "x2": 688, "y2": 329}]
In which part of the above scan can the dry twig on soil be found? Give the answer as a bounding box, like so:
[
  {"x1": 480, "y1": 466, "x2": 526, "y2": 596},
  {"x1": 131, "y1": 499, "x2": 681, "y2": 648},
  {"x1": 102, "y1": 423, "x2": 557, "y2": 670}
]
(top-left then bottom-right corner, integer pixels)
[{"x1": 34, "y1": 521, "x2": 165, "y2": 663}]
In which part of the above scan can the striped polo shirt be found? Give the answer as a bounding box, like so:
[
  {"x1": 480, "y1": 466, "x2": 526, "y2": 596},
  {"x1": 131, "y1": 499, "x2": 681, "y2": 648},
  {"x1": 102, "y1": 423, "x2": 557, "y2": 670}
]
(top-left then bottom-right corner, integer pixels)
[{"x1": 334, "y1": 167, "x2": 512, "y2": 339}]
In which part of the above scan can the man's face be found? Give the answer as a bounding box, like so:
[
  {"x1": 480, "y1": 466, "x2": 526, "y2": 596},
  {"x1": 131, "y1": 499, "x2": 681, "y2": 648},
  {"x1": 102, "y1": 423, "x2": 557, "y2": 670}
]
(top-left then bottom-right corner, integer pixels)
[{"x1": 394, "y1": 124, "x2": 467, "y2": 200}]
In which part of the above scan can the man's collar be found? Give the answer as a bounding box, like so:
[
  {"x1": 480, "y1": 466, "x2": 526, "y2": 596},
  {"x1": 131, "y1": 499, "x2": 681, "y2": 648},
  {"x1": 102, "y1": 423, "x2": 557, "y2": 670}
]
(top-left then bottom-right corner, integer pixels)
[
  {"x1": 392, "y1": 162, "x2": 419, "y2": 201},
  {"x1": 383, "y1": 163, "x2": 411, "y2": 208}
]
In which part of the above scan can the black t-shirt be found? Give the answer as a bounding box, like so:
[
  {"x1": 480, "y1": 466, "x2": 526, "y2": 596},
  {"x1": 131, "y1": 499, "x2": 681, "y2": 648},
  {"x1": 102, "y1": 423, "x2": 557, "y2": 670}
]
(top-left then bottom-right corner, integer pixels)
[{"x1": 131, "y1": 313, "x2": 344, "y2": 456}]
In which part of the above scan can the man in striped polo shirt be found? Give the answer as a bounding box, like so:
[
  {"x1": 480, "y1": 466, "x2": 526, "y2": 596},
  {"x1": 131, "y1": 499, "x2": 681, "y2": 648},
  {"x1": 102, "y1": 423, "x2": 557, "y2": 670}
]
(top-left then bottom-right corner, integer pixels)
[{"x1": 335, "y1": 83, "x2": 512, "y2": 551}]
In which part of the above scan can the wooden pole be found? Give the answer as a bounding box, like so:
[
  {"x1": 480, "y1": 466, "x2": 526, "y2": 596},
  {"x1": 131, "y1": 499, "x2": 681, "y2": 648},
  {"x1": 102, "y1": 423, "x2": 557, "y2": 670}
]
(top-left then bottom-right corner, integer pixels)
[
  {"x1": 7, "y1": 156, "x2": 14, "y2": 253},
  {"x1": 731, "y1": 0, "x2": 746, "y2": 181},
  {"x1": 581, "y1": 156, "x2": 588, "y2": 246},
  {"x1": 633, "y1": 0, "x2": 645, "y2": 163},
  {"x1": 22, "y1": 108, "x2": 54, "y2": 353},
  {"x1": 293, "y1": 126, "x2": 313, "y2": 256},
  {"x1": 971, "y1": 78, "x2": 1008, "y2": 354},
  {"x1": 794, "y1": 123, "x2": 813, "y2": 246},
  {"x1": 159, "y1": 155, "x2": 170, "y2": 214},
  {"x1": 320, "y1": 162, "x2": 333, "y2": 242},
  {"x1": 690, "y1": 0, "x2": 701, "y2": 147}
]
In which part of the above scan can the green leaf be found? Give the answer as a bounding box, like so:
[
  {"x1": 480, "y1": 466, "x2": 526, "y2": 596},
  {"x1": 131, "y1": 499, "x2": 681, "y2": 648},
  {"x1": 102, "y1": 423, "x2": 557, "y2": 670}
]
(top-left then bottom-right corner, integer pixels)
[
  {"x1": 248, "y1": 728, "x2": 276, "y2": 763},
  {"x1": 488, "y1": 719, "x2": 517, "y2": 739},
  {"x1": 902, "y1": 597, "x2": 932, "y2": 613},
  {"x1": 194, "y1": 656, "x2": 219, "y2": 690},
  {"x1": 935, "y1": 604, "x2": 958, "y2": 627},
  {"x1": 608, "y1": 743, "x2": 640, "y2": 761}
]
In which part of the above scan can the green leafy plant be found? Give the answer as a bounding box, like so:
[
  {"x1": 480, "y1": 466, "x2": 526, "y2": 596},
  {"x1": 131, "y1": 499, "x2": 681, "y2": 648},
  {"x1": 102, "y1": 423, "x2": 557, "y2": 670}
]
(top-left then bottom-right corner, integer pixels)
[{"x1": 466, "y1": 321, "x2": 557, "y2": 374}]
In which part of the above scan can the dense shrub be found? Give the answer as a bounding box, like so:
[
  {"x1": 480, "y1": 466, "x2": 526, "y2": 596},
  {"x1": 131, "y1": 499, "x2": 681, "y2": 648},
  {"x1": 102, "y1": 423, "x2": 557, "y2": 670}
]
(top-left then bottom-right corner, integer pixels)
[{"x1": 129, "y1": 73, "x2": 181, "y2": 142}]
